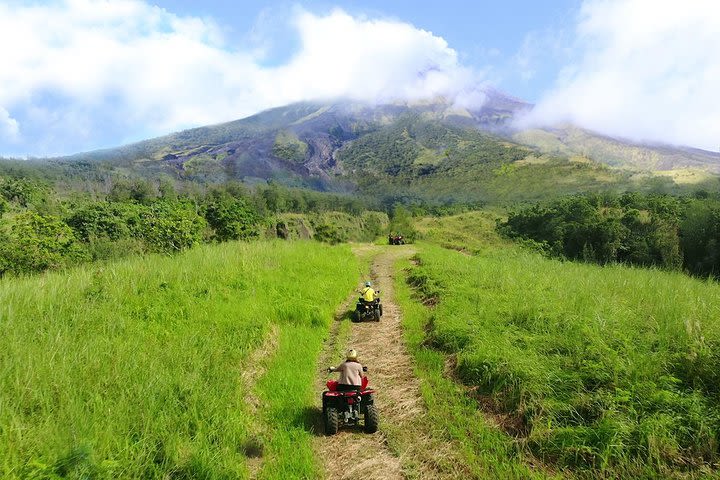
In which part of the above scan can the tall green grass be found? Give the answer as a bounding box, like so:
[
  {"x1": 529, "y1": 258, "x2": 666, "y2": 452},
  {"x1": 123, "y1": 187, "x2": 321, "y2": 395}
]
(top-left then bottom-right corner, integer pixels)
[
  {"x1": 413, "y1": 211, "x2": 509, "y2": 253},
  {"x1": 405, "y1": 244, "x2": 720, "y2": 477},
  {"x1": 0, "y1": 240, "x2": 358, "y2": 479},
  {"x1": 394, "y1": 254, "x2": 549, "y2": 479}
]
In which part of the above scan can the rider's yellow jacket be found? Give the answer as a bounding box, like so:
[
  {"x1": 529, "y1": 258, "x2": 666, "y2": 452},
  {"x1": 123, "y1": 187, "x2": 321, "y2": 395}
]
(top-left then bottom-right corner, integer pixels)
[{"x1": 361, "y1": 287, "x2": 375, "y2": 302}]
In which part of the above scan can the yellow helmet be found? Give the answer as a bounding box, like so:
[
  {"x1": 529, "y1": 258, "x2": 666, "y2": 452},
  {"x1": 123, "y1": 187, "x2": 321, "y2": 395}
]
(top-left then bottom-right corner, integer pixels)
[{"x1": 346, "y1": 349, "x2": 358, "y2": 361}]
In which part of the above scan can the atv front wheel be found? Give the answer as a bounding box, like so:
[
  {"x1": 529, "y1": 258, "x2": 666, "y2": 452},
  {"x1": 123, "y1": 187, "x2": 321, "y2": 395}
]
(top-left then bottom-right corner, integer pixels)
[
  {"x1": 353, "y1": 310, "x2": 361, "y2": 322},
  {"x1": 324, "y1": 407, "x2": 339, "y2": 435},
  {"x1": 364, "y1": 404, "x2": 379, "y2": 433}
]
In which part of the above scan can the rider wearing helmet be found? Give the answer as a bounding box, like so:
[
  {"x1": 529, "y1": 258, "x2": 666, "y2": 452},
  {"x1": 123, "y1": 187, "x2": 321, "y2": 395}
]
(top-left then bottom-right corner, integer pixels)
[
  {"x1": 361, "y1": 281, "x2": 375, "y2": 303},
  {"x1": 328, "y1": 349, "x2": 364, "y2": 391}
]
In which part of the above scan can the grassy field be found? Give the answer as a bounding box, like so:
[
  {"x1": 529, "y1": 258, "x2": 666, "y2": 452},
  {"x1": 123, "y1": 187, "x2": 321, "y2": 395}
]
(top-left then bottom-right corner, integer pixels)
[
  {"x1": 0, "y1": 240, "x2": 359, "y2": 479},
  {"x1": 414, "y1": 210, "x2": 509, "y2": 254},
  {"x1": 400, "y1": 242, "x2": 720, "y2": 478},
  {"x1": 394, "y1": 253, "x2": 549, "y2": 479}
]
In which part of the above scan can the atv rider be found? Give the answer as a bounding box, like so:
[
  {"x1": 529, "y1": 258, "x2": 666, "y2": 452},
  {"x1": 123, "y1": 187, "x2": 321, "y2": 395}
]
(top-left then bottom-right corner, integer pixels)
[
  {"x1": 328, "y1": 349, "x2": 364, "y2": 391},
  {"x1": 360, "y1": 281, "x2": 376, "y2": 303},
  {"x1": 359, "y1": 281, "x2": 382, "y2": 317}
]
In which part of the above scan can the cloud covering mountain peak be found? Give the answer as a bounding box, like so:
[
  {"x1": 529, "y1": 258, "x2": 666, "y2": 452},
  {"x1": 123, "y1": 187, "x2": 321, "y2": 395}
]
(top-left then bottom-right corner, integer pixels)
[{"x1": 0, "y1": 1, "x2": 485, "y2": 156}]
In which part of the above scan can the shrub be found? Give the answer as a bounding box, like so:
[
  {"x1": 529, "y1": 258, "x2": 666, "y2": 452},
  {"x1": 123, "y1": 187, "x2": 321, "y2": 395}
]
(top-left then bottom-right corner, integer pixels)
[
  {"x1": 0, "y1": 211, "x2": 87, "y2": 275},
  {"x1": 65, "y1": 202, "x2": 143, "y2": 241},
  {"x1": 312, "y1": 222, "x2": 347, "y2": 244},
  {"x1": 136, "y1": 201, "x2": 207, "y2": 253},
  {"x1": 203, "y1": 194, "x2": 261, "y2": 242}
]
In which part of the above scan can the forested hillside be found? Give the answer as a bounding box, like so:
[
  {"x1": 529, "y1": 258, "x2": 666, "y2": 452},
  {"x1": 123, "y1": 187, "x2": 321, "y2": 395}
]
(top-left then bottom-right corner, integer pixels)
[{"x1": 5, "y1": 97, "x2": 718, "y2": 208}]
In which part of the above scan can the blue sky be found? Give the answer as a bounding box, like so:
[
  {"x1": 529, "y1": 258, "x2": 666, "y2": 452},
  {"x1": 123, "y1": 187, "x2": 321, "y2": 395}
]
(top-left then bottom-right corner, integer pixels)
[{"x1": 0, "y1": 0, "x2": 718, "y2": 156}]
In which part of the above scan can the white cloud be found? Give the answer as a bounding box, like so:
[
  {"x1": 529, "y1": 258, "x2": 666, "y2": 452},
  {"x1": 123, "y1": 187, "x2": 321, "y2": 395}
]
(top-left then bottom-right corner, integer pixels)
[
  {"x1": 523, "y1": 0, "x2": 720, "y2": 150},
  {"x1": 0, "y1": 107, "x2": 19, "y2": 142},
  {"x1": 0, "y1": 1, "x2": 484, "y2": 155}
]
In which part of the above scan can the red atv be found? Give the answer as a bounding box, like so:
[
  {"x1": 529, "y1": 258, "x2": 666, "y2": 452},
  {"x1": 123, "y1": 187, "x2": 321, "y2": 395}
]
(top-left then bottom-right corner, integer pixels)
[
  {"x1": 388, "y1": 234, "x2": 405, "y2": 245},
  {"x1": 322, "y1": 368, "x2": 379, "y2": 435}
]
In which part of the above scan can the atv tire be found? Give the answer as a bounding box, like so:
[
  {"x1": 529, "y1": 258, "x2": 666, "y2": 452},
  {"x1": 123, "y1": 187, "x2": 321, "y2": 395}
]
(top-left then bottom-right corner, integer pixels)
[
  {"x1": 353, "y1": 310, "x2": 361, "y2": 323},
  {"x1": 364, "y1": 404, "x2": 379, "y2": 433},
  {"x1": 324, "y1": 407, "x2": 339, "y2": 435},
  {"x1": 373, "y1": 308, "x2": 381, "y2": 322}
]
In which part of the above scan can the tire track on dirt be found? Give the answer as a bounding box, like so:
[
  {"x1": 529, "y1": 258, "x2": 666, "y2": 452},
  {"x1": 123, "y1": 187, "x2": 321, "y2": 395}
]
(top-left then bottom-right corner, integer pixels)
[{"x1": 314, "y1": 246, "x2": 421, "y2": 480}]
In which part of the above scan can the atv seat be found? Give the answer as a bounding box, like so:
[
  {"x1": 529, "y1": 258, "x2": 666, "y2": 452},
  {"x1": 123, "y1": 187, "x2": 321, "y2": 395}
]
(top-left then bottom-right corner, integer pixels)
[{"x1": 325, "y1": 376, "x2": 369, "y2": 392}]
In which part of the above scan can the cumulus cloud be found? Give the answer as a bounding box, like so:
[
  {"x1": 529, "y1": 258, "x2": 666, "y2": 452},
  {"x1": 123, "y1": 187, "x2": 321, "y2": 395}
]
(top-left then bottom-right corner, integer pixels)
[
  {"x1": 0, "y1": 1, "x2": 484, "y2": 156},
  {"x1": 0, "y1": 108, "x2": 19, "y2": 141},
  {"x1": 522, "y1": 0, "x2": 720, "y2": 151}
]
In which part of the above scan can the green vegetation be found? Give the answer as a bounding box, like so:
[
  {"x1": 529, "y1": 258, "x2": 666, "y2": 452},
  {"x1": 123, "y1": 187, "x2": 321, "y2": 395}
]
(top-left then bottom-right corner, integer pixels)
[
  {"x1": 513, "y1": 126, "x2": 720, "y2": 174},
  {"x1": 501, "y1": 192, "x2": 720, "y2": 277},
  {"x1": 403, "y1": 243, "x2": 720, "y2": 477},
  {"x1": 4, "y1": 100, "x2": 719, "y2": 207},
  {"x1": 0, "y1": 240, "x2": 359, "y2": 479},
  {"x1": 0, "y1": 211, "x2": 88, "y2": 275},
  {"x1": 5, "y1": 99, "x2": 720, "y2": 479},
  {"x1": 414, "y1": 210, "x2": 508, "y2": 253},
  {"x1": 394, "y1": 253, "x2": 547, "y2": 479},
  {"x1": 387, "y1": 205, "x2": 417, "y2": 242},
  {"x1": 0, "y1": 173, "x2": 385, "y2": 276},
  {"x1": 334, "y1": 114, "x2": 707, "y2": 205},
  {"x1": 271, "y1": 210, "x2": 388, "y2": 244},
  {"x1": 272, "y1": 131, "x2": 308, "y2": 162}
]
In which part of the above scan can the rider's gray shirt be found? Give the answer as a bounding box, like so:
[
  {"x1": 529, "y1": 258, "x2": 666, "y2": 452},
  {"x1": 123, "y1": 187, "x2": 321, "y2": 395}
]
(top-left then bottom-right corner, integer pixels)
[{"x1": 333, "y1": 361, "x2": 363, "y2": 386}]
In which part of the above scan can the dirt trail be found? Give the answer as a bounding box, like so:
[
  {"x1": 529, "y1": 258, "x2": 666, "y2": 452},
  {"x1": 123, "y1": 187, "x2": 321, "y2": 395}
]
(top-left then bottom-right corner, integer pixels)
[{"x1": 313, "y1": 245, "x2": 424, "y2": 480}]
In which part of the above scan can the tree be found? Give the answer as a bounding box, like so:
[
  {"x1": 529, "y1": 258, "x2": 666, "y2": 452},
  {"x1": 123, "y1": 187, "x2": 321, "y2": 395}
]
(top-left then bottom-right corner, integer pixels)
[
  {"x1": 109, "y1": 179, "x2": 156, "y2": 204},
  {"x1": 0, "y1": 177, "x2": 48, "y2": 207},
  {"x1": 388, "y1": 204, "x2": 417, "y2": 241},
  {"x1": 158, "y1": 176, "x2": 177, "y2": 200},
  {"x1": 680, "y1": 200, "x2": 720, "y2": 276}
]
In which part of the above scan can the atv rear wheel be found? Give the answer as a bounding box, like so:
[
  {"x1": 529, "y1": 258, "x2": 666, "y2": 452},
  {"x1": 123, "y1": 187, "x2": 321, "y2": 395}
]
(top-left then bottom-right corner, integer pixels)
[
  {"x1": 353, "y1": 310, "x2": 361, "y2": 322},
  {"x1": 364, "y1": 404, "x2": 379, "y2": 433},
  {"x1": 324, "y1": 407, "x2": 339, "y2": 435},
  {"x1": 373, "y1": 308, "x2": 381, "y2": 322}
]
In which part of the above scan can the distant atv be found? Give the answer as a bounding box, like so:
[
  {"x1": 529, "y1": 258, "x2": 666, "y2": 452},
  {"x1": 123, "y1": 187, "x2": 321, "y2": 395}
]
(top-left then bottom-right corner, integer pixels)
[
  {"x1": 388, "y1": 234, "x2": 405, "y2": 245},
  {"x1": 355, "y1": 292, "x2": 382, "y2": 322},
  {"x1": 322, "y1": 367, "x2": 379, "y2": 435}
]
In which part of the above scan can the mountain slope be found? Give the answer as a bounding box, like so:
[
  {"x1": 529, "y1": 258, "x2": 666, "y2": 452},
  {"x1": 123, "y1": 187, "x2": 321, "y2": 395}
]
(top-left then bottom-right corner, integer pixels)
[
  {"x1": 513, "y1": 125, "x2": 720, "y2": 173},
  {"x1": 41, "y1": 92, "x2": 720, "y2": 203}
]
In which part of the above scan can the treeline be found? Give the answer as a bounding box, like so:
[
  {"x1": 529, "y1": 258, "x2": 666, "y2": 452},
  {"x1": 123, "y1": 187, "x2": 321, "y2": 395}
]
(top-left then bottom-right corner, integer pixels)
[
  {"x1": 500, "y1": 192, "x2": 720, "y2": 277},
  {"x1": 0, "y1": 176, "x2": 387, "y2": 277}
]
